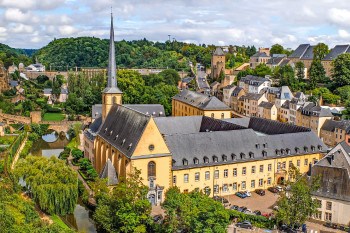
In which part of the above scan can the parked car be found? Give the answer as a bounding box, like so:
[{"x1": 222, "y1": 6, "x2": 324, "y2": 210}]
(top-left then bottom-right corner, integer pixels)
[
  {"x1": 255, "y1": 189, "x2": 265, "y2": 196},
  {"x1": 243, "y1": 209, "x2": 253, "y2": 215},
  {"x1": 279, "y1": 224, "x2": 298, "y2": 233},
  {"x1": 244, "y1": 190, "x2": 252, "y2": 197},
  {"x1": 276, "y1": 186, "x2": 284, "y2": 192},
  {"x1": 262, "y1": 212, "x2": 273, "y2": 218},
  {"x1": 253, "y1": 210, "x2": 262, "y2": 216},
  {"x1": 268, "y1": 187, "x2": 279, "y2": 193},
  {"x1": 221, "y1": 197, "x2": 229, "y2": 204},
  {"x1": 230, "y1": 205, "x2": 239, "y2": 210},
  {"x1": 236, "y1": 221, "x2": 253, "y2": 229},
  {"x1": 235, "y1": 191, "x2": 247, "y2": 198},
  {"x1": 237, "y1": 206, "x2": 247, "y2": 212}
]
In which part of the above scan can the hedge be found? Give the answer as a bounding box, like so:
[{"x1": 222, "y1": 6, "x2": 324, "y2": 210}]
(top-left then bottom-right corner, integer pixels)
[{"x1": 229, "y1": 210, "x2": 275, "y2": 229}]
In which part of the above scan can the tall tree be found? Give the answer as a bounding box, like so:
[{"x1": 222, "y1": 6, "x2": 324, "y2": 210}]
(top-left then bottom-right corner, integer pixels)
[
  {"x1": 270, "y1": 44, "x2": 284, "y2": 56},
  {"x1": 162, "y1": 187, "x2": 230, "y2": 233},
  {"x1": 93, "y1": 169, "x2": 152, "y2": 233},
  {"x1": 254, "y1": 63, "x2": 272, "y2": 77},
  {"x1": 14, "y1": 156, "x2": 78, "y2": 215},
  {"x1": 309, "y1": 60, "x2": 326, "y2": 89},
  {"x1": 295, "y1": 61, "x2": 305, "y2": 80},
  {"x1": 332, "y1": 53, "x2": 350, "y2": 87},
  {"x1": 275, "y1": 166, "x2": 320, "y2": 227},
  {"x1": 313, "y1": 43, "x2": 329, "y2": 61}
]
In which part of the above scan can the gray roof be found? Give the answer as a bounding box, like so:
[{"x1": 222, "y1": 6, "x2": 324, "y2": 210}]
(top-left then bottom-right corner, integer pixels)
[
  {"x1": 173, "y1": 89, "x2": 230, "y2": 111},
  {"x1": 182, "y1": 76, "x2": 194, "y2": 84},
  {"x1": 321, "y1": 119, "x2": 350, "y2": 132},
  {"x1": 9, "y1": 80, "x2": 19, "y2": 87},
  {"x1": 0, "y1": 122, "x2": 5, "y2": 126},
  {"x1": 239, "y1": 93, "x2": 264, "y2": 101},
  {"x1": 240, "y1": 75, "x2": 270, "y2": 86},
  {"x1": 223, "y1": 118, "x2": 251, "y2": 128},
  {"x1": 210, "y1": 81, "x2": 220, "y2": 88},
  {"x1": 231, "y1": 87, "x2": 244, "y2": 96},
  {"x1": 61, "y1": 88, "x2": 68, "y2": 94},
  {"x1": 252, "y1": 52, "x2": 269, "y2": 58},
  {"x1": 301, "y1": 45, "x2": 315, "y2": 60},
  {"x1": 311, "y1": 141, "x2": 350, "y2": 202},
  {"x1": 43, "y1": 88, "x2": 52, "y2": 95},
  {"x1": 154, "y1": 116, "x2": 202, "y2": 135},
  {"x1": 267, "y1": 56, "x2": 285, "y2": 65},
  {"x1": 100, "y1": 159, "x2": 118, "y2": 186},
  {"x1": 299, "y1": 102, "x2": 333, "y2": 117},
  {"x1": 98, "y1": 104, "x2": 151, "y2": 158},
  {"x1": 92, "y1": 104, "x2": 102, "y2": 120},
  {"x1": 213, "y1": 47, "x2": 225, "y2": 56},
  {"x1": 168, "y1": 128, "x2": 325, "y2": 170},
  {"x1": 281, "y1": 100, "x2": 290, "y2": 109},
  {"x1": 289, "y1": 44, "x2": 311, "y2": 58},
  {"x1": 124, "y1": 104, "x2": 165, "y2": 117},
  {"x1": 279, "y1": 59, "x2": 292, "y2": 67},
  {"x1": 276, "y1": 86, "x2": 293, "y2": 100},
  {"x1": 223, "y1": 85, "x2": 235, "y2": 90},
  {"x1": 323, "y1": 45, "x2": 350, "y2": 61},
  {"x1": 258, "y1": 101, "x2": 274, "y2": 109},
  {"x1": 84, "y1": 116, "x2": 102, "y2": 141}
]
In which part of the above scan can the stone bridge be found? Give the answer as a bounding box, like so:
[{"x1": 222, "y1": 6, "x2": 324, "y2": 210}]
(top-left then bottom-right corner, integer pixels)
[
  {"x1": 0, "y1": 112, "x2": 81, "y2": 133},
  {"x1": 22, "y1": 71, "x2": 69, "y2": 80}
]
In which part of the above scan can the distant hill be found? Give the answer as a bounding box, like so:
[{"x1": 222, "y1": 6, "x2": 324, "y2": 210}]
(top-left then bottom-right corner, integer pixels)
[
  {"x1": 0, "y1": 43, "x2": 32, "y2": 68},
  {"x1": 33, "y1": 37, "x2": 215, "y2": 71}
]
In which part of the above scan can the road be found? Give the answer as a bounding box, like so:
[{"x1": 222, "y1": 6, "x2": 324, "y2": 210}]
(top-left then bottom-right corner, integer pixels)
[{"x1": 195, "y1": 66, "x2": 210, "y2": 93}]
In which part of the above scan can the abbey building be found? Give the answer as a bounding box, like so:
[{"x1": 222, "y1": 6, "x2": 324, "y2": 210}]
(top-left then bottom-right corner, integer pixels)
[{"x1": 84, "y1": 14, "x2": 327, "y2": 206}]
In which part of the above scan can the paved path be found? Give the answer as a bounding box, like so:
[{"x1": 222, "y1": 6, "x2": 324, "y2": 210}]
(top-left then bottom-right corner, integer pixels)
[{"x1": 11, "y1": 135, "x2": 28, "y2": 170}]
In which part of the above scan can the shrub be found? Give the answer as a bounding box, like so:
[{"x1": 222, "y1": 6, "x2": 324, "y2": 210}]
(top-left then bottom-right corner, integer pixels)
[
  {"x1": 71, "y1": 148, "x2": 83, "y2": 163},
  {"x1": 28, "y1": 132, "x2": 39, "y2": 141},
  {"x1": 229, "y1": 210, "x2": 275, "y2": 229}
]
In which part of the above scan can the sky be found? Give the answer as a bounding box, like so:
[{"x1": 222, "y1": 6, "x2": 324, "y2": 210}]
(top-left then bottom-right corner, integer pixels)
[{"x1": 1, "y1": 0, "x2": 350, "y2": 49}]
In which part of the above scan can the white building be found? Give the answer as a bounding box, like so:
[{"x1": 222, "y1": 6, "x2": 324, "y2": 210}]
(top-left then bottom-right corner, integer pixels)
[{"x1": 238, "y1": 75, "x2": 271, "y2": 94}]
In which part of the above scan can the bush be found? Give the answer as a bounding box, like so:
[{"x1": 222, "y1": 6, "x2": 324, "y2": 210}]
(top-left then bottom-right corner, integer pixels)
[
  {"x1": 45, "y1": 105, "x2": 62, "y2": 113},
  {"x1": 20, "y1": 140, "x2": 33, "y2": 158},
  {"x1": 28, "y1": 132, "x2": 39, "y2": 141},
  {"x1": 229, "y1": 210, "x2": 275, "y2": 229},
  {"x1": 58, "y1": 147, "x2": 71, "y2": 160},
  {"x1": 71, "y1": 148, "x2": 83, "y2": 163}
]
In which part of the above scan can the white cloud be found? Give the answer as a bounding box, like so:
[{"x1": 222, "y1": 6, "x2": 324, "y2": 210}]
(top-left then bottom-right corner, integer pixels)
[
  {"x1": 338, "y1": 29, "x2": 350, "y2": 39},
  {"x1": 10, "y1": 24, "x2": 34, "y2": 33},
  {"x1": 58, "y1": 25, "x2": 77, "y2": 36},
  {"x1": 328, "y1": 8, "x2": 350, "y2": 27},
  {"x1": 0, "y1": 0, "x2": 66, "y2": 10}
]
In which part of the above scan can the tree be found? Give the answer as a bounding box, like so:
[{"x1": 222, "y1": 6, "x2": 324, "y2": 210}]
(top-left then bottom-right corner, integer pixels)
[
  {"x1": 93, "y1": 168, "x2": 152, "y2": 233},
  {"x1": 275, "y1": 166, "x2": 320, "y2": 227},
  {"x1": 14, "y1": 156, "x2": 78, "y2": 215},
  {"x1": 309, "y1": 60, "x2": 326, "y2": 89},
  {"x1": 313, "y1": 43, "x2": 329, "y2": 61},
  {"x1": 332, "y1": 53, "x2": 350, "y2": 87},
  {"x1": 270, "y1": 44, "x2": 284, "y2": 56},
  {"x1": 158, "y1": 69, "x2": 181, "y2": 86},
  {"x1": 161, "y1": 187, "x2": 230, "y2": 233},
  {"x1": 310, "y1": 87, "x2": 340, "y2": 105},
  {"x1": 335, "y1": 85, "x2": 350, "y2": 103},
  {"x1": 254, "y1": 63, "x2": 272, "y2": 77},
  {"x1": 295, "y1": 61, "x2": 305, "y2": 81}
]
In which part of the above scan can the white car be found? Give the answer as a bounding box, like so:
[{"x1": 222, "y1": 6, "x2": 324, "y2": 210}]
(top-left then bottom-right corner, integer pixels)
[
  {"x1": 244, "y1": 191, "x2": 252, "y2": 197},
  {"x1": 276, "y1": 186, "x2": 283, "y2": 192}
]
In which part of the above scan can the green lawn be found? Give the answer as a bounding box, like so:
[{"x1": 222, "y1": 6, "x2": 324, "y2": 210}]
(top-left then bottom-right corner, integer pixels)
[
  {"x1": 50, "y1": 215, "x2": 71, "y2": 230},
  {"x1": 43, "y1": 113, "x2": 65, "y2": 121}
]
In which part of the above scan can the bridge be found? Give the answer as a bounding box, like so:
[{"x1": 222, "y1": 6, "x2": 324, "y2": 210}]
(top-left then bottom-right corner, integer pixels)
[
  {"x1": 0, "y1": 112, "x2": 82, "y2": 133},
  {"x1": 22, "y1": 71, "x2": 69, "y2": 80}
]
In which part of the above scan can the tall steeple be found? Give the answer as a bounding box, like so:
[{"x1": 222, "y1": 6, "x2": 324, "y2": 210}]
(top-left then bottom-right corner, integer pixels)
[
  {"x1": 102, "y1": 11, "x2": 123, "y2": 121},
  {"x1": 103, "y1": 11, "x2": 122, "y2": 94}
]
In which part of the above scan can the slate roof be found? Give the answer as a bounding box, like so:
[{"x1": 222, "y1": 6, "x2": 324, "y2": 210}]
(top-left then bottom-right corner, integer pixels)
[
  {"x1": 154, "y1": 116, "x2": 203, "y2": 135},
  {"x1": 9, "y1": 80, "x2": 19, "y2": 87},
  {"x1": 323, "y1": 45, "x2": 350, "y2": 60},
  {"x1": 182, "y1": 76, "x2": 194, "y2": 83},
  {"x1": 279, "y1": 59, "x2": 292, "y2": 67},
  {"x1": 311, "y1": 141, "x2": 350, "y2": 202},
  {"x1": 231, "y1": 87, "x2": 244, "y2": 96},
  {"x1": 240, "y1": 75, "x2": 270, "y2": 86},
  {"x1": 239, "y1": 93, "x2": 264, "y2": 101},
  {"x1": 173, "y1": 89, "x2": 230, "y2": 111},
  {"x1": 61, "y1": 88, "x2": 68, "y2": 94},
  {"x1": 267, "y1": 56, "x2": 285, "y2": 65},
  {"x1": 252, "y1": 52, "x2": 269, "y2": 58},
  {"x1": 124, "y1": 104, "x2": 165, "y2": 117},
  {"x1": 92, "y1": 104, "x2": 102, "y2": 120},
  {"x1": 301, "y1": 46, "x2": 315, "y2": 60},
  {"x1": 168, "y1": 129, "x2": 325, "y2": 170},
  {"x1": 43, "y1": 88, "x2": 52, "y2": 95},
  {"x1": 321, "y1": 119, "x2": 350, "y2": 132},
  {"x1": 299, "y1": 102, "x2": 333, "y2": 117},
  {"x1": 289, "y1": 44, "x2": 311, "y2": 58},
  {"x1": 84, "y1": 116, "x2": 102, "y2": 141},
  {"x1": 258, "y1": 101, "x2": 274, "y2": 109},
  {"x1": 223, "y1": 118, "x2": 251, "y2": 128},
  {"x1": 100, "y1": 158, "x2": 118, "y2": 186},
  {"x1": 213, "y1": 47, "x2": 225, "y2": 56},
  {"x1": 223, "y1": 85, "x2": 235, "y2": 90},
  {"x1": 98, "y1": 104, "x2": 151, "y2": 158},
  {"x1": 210, "y1": 81, "x2": 220, "y2": 88}
]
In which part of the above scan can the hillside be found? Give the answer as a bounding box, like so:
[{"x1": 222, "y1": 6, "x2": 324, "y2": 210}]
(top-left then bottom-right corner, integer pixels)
[{"x1": 0, "y1": 43, "x2": 32, "y2": 68}]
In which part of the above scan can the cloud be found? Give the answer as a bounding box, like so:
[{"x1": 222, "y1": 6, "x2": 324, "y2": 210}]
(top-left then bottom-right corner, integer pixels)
[
  {"x1": 338, "y1": 29, "x2": 350, "y2": 39},
  {"x1": 0, "y1": 0, "x2": 66, "y2": 10},
  {"x1": 58, "y1": 25, "x2": 77, "y2": 36},
  {"x1": 328, "y1": 8, "x2": 350, "y2": 27}
]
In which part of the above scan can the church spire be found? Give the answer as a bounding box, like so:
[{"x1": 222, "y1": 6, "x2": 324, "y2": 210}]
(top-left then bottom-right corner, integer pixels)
[{"x1": 103, "y1": 11, "x2": 122, "y2": 94}]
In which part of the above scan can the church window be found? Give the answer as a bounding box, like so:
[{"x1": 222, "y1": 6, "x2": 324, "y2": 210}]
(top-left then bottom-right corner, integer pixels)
[
  {"x1": 221, "y1": 113, "x2": 224, "y2": 119},
  {"x1": 148, "y1": 161, "x2": 156, "y2": 177},
  {"x1": 211, "y1": 113, "x2": 214, "y2": 118}
]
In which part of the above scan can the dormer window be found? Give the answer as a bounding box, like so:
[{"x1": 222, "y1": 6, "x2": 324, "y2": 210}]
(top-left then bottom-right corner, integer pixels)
[
  {"x1": 286, "y1": 148, "x2": 291, "y2": 155},
  {"x1": 304, "y1": 146, "x2": 308, "y2": 152},
  {"x1": 183, "y1": 159, "x2": 188, "y2": 166},
  {"x1": 255, "y1": 144, "x2": 260, "y2": 149},
  {"x1": 263, "y1": 143, "x2": 268, "y2": 148},
  {"x1": 121, "y1": 139, "x2": 125, "y2": 146},
  {"x1": 194, "y1": 158, "x2": 199, "y2": 165},
  {"x1": 213, "y1": 156, "x2": 218, "y2": 163},
  {"x1": 249, "y1": 152, "x2": 254, "y2": 158},
  {"x1": 295, "y1": 147, "x2": 300, "y2": 153},
  {"x1": 240, "y1": 153, "x2": 245, "y2": 159},
  {"x1": 114, "y1": 135, "x2": 119, "y2": 140},
  {"x1": 204, "y1": 157, "x2": 209, "y2": 163},
  {"x1": 109, "y1": 131, "x2": 113, "y2": 136},
  {"x1": 172, "y1": 159, "x2": 176, "y2": 166},
  {"x1": 276, "y1": 149, "x2": 280, "y2": 156},
  {"x1": 104, "y1": 128, "x2": 108, "y2": 133},
  {"x1": 311, "y1": 146, "x2": 315, "y2": 152},
  {"x1": 281, "y1": 149, "x2": 285, "y2": 155},
  {"x1": 262, "y1": 150, "x2": 267, "y2": 157},
  {"x1": 127, "y1": 143, "x2": 133, "y2": 150},
  {"x1": 222, "y1": 155, "x2": 227, "y2": 162},
  {"x1": 318, "y1": 145, "x2": 322, "y2": 150},
  {"x1": 231, "y1": 154, "x2": 236, "y2": 160}
]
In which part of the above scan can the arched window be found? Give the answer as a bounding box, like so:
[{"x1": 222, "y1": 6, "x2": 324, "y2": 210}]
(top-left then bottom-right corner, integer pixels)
[
  {"x1": 148, "y1": 161, "x2": 156, "y2": 177},
  {"x1": 112, "y1": 96, "x2": 117, "y2": 104}
]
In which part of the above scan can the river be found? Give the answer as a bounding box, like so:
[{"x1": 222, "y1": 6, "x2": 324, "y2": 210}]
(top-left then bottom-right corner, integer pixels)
[{"x1": 30, "y1": 130, "x2": 98, "y2": 233}]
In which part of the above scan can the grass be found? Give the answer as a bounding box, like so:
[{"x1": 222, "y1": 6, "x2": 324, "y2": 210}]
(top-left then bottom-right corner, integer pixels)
[
  {"x1": 43, "y1": 113, "x2": 65, "y2": 121},
  {"x1": 67, "y1": 137, "x2": 79, "y2": 150},
  {"x1": 0, "y1": 135, "x2": 16, "y2": 145},
  {"x1": 50, "y1": 215, "x2": 71, "y2": 230}
]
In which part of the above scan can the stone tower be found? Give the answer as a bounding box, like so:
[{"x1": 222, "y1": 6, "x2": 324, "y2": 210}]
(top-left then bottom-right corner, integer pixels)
[
  {"x1": 102, "y1": 13, "x2": 123, "y2": 121},
  {"x1": 211, "y1": 47, "x2": 225, "y2": 80}
]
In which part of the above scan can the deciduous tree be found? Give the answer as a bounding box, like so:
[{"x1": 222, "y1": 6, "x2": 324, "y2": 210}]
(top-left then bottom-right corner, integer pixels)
[{"x1": 332, "y1": 53, "x2": 350, "y2": 87}]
